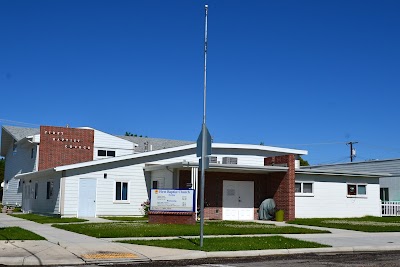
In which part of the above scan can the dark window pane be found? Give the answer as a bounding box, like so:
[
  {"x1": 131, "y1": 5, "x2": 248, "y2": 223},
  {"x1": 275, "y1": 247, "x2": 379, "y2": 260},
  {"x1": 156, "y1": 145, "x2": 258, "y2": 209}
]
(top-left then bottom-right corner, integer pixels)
[
  {"x1": 348, "y1": 184, "x2": 356, "y2": 195},
  {"x1": 116, "y1": 182, "x2": 121, "y2": 200},
  {"x1": 358, "y1": 185, "x2": 366, "y2": 195},
  {"x1": 47, "y1": 182, "x2": 50, "y2": 199},
  {"x1": 295, "y1": 183, "x2": 301, "y2": 193},
  {"x1": 153, "y1": 181, "x2": 158, "y2": 189},
  {"x1": 98, "y1": 150, "x2": 106, "y2": 156},
  {"x1": 122, "y1": 183, "x2": 128, "y2": 200},
  {"x1": 107, "y1": 150, "x2": 116, "y2": 157},
  {"x1": 35, "y1": 183, "x2": 38, "y2": 199},
  {"x1": 303, "y1": 183, "x2": 313, "y2": 193}
]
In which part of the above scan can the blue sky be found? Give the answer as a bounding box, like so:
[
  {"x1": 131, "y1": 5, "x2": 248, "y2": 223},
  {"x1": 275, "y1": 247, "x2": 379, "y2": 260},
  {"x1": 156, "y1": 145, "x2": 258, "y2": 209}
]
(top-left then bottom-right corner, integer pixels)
[{"x1": 1, "y1": 0, "x2": 400, "y2": 164}]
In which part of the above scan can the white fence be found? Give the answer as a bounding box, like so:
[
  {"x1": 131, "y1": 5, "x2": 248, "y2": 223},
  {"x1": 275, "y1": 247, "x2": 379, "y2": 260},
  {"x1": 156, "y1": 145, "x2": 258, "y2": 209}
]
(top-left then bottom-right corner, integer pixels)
[{"x1": 382, "y1": 201, "x2": 400, "y2": 216}]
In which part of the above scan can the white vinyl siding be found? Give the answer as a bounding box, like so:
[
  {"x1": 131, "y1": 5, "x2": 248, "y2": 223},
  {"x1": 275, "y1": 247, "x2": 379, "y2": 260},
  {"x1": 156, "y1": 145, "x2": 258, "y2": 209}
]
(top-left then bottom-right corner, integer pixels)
[
  {"x1": 3, "y1": 141, "x2": 37, "y2": 206},
  {"x1": 295, "y1": 174, "x2": 380, "y2": 218},
  {"x1": 93, "y1": 130, "x2": 135, "y2": 160},
  {"x1": 22, "y1": 173, "x2": 61, "y2": 214}
]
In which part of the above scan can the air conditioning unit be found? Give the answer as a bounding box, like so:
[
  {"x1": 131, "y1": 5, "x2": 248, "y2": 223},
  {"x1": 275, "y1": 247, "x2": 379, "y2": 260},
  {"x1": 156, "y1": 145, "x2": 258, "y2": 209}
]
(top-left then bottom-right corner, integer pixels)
[
  {"x1": 209, "y1": 156, "x2": 218, "y2": 163},
  {"x1": 222, "y1": 157, "x2": 238, "y2": 165}
]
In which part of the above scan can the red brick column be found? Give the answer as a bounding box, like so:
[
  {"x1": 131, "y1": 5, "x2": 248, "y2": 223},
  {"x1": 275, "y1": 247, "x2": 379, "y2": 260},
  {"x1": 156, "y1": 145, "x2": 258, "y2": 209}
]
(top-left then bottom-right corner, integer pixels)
[{"x1": 264, "y1": 155, "x2": 295, "y2": 221}]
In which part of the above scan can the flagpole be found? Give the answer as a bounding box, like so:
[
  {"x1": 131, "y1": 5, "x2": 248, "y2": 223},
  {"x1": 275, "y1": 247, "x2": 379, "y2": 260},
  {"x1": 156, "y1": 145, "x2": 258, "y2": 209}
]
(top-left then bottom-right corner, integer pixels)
[{"x1": 200, "y1": 4, "x2": 208, "y2": 248}]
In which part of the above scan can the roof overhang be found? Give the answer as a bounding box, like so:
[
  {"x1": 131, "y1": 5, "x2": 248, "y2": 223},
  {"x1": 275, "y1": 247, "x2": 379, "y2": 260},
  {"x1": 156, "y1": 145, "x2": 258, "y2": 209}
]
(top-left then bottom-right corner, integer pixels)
[
  {"x1": 296, "y1": 168, "x2": 391, "y2": 178},
  {"x1": 145, "y1": 161, "x2": 289, "y2": 174}
]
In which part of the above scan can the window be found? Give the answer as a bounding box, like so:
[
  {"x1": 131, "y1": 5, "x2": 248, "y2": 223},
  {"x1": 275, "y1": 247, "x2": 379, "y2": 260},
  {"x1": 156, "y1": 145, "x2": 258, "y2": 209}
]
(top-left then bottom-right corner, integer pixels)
[
  {"x1": 47, "y1": 181, "x2": 54, "y2": 199},
  {"x1": 380, "y1": 188, "x2": 389, "y2": 201},
  {"x1": 13, "y1": 141, "x2": 17, "y2": 154},
  {"x1": 98, "y1": 150, "x2": 115, "y2": 157},
  {"x1": 34, "y1": 183, "x2": 38, "y2": 199},
  {"x1": 98, "y1": 150, "x2": 106, "y2": 156},
  {"x1": 152, "y1": 181, "x2": 158, "y2": 189},
  {"x1": 115, "y1": 181, "x2": 128, "y2": 201},
  {"x1": 347, "y1": 184, "x2": 367, "y2": 197},
  {"x1": 31, "y1": 148, "x2": 34, "y2": 159},
  {"x1": 295, "y1": 182, "x2": 313, "y2": 196}
]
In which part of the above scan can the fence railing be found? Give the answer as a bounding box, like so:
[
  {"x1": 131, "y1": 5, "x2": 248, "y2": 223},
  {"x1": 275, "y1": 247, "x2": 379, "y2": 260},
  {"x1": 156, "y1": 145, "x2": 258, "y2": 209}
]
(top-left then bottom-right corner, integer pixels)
[{"x1": 382, "y1": 201, "x2": 400, "y2": 216}]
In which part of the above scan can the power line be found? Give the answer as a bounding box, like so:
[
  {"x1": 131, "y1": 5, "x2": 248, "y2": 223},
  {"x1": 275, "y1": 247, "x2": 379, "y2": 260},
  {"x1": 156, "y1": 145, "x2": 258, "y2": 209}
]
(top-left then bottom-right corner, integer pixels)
[
  {"x1": 0, "y1": 119, "x2": 40, "y2": 128},
  {"x1": 271, "y1": 141, "x2": 347, "y2": 147}
]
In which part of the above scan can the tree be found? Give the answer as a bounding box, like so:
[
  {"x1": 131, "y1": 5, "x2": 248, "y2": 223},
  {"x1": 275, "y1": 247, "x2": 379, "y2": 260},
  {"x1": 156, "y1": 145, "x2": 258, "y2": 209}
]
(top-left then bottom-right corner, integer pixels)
[{"x1": 299, "y1": 156, "x2": 310, "y2": 166}]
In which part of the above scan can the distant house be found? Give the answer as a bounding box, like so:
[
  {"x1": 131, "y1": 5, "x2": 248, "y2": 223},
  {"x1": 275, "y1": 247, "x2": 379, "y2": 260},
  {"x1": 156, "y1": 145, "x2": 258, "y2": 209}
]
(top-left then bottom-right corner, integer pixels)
[{"x1": 1, "y1": 125, "x2": 390, "y2": 220}]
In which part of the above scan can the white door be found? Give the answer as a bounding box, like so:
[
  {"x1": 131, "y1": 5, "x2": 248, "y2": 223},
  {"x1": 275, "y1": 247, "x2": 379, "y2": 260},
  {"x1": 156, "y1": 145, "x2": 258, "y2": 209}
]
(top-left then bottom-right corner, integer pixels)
[
  {"x1": 78, "y1": 179, "x2": 97, "y2": 217},
  {"x1": 22, "y1": 184, "x2": 31, "y2": 213},
  {"x1": 222, "y1": 180, "x2": 254, "y2": 220}
]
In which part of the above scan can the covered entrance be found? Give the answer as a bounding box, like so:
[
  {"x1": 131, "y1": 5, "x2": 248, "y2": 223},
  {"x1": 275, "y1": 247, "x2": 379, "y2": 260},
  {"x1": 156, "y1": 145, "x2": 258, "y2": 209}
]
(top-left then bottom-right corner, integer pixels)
[{"x1": 222, "y1": 180, "x2": 254, "y2": 220}]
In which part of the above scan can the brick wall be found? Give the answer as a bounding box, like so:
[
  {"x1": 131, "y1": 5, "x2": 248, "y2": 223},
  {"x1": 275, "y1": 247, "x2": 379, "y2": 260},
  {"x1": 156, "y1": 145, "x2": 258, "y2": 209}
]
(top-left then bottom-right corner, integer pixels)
[
  {"x1": 264, "y1": 155, "x2": 295, "y2": 221},
  {"x1": 179, "y1": 170, "x2": 282, "y2": 220},
  {"x1": 148, "y1": 211, "x2": 196, "y2": 225},
  {"x1": 38, "y1": 126, "x2": 94, "y2": 171}
]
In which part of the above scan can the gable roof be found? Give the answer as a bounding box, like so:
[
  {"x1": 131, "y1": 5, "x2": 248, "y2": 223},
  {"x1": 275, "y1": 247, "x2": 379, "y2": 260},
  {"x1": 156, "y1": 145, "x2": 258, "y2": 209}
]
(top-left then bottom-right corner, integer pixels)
[
  {"x1": 1, "y1": 126, "x2": 40, "y2": 156},
  {"x1": 16, "y1": 143, "x2": 308, "y2": 179}
]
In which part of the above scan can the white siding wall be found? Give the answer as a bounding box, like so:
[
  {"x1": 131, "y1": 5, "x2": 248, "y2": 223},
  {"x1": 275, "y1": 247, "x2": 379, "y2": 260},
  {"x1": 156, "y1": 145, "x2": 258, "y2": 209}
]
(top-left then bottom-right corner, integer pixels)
[
  {"x1": 63, "y1": 164, "x2": 148, "y2": 217},
  {"x1": 381, "y1": 176, "x2": 400, "y2": 201},
  {"x1": 295, "y1": 174, "x2": 381, "y2": 218},
  {"x1": 93, "y1": 130, "x2": 135, "y2": 160},
  {"x1": 24, "y1": 174, "x2": 61, "y2": 214},
  {"x1": 3, "y1": 141, "x2": 37, "y2": 206},
  {"x1": 150, "y1": 169, "x2": 174, "y2": 189},
  {"x1": 63, "y1": 176, "x2": 79, "y2": 217}
]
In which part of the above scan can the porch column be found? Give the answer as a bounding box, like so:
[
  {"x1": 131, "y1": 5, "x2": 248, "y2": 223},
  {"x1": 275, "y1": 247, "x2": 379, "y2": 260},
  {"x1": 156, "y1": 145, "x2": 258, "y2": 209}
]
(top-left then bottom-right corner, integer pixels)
[
  {"x1": 264, "y1": 155, "x2": 295, "y2": 221},
  {"x1": 191, "y1": 167, "x2": 199, "y2": 216}
]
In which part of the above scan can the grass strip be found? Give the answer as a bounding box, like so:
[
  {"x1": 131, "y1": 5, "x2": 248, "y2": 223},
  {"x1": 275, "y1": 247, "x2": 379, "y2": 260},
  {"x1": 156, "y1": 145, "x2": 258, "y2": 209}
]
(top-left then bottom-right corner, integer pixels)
[
  {"x1": 288, "y1": 216, "x2": 400, "y2": 232},
  {"x1": 11, "y1": 214, "x2": 87, "y2": 224},
  {"x1": 53, "y1": 220, "x2": 329, "y2": 238},
  {"x1": 0, "y1": 227, "x2": 45, "y2": 240},
  {"x1": 100, "y1": 216, "x2": 148, "y2": 221},
  {"x1": 119, "y1": 236, "x2": 330, "y2": 251}
]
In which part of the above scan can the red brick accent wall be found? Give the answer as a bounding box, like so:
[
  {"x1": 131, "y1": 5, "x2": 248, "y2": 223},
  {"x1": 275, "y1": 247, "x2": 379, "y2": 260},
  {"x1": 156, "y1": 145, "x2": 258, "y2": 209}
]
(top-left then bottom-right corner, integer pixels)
[
  {"x1": 264, "y1": 155, "x2": 296, "y2": 221},
  {"x1": 179, "y1": 170, "x2": 283, "y2": 220},
  {"x1": 148, "y1": 211, "x2": 196, "y2": 225},
  {"x1": 38, "y1": 126, "x2": 94, "y2": 171}
]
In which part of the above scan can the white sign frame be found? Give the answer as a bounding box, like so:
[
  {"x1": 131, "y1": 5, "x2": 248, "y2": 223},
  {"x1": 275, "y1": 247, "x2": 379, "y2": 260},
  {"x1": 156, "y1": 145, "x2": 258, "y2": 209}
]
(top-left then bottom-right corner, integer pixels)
[{"x1": 150, "y1": 189, "x2": 195, "y2": 212}]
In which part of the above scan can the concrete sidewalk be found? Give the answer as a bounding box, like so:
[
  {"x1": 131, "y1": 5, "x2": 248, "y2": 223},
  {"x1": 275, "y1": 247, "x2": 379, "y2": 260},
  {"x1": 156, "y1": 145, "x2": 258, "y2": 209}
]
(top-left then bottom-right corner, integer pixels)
[{"x1": 2, "y1": 213, "x2": 400, "y2": 265}]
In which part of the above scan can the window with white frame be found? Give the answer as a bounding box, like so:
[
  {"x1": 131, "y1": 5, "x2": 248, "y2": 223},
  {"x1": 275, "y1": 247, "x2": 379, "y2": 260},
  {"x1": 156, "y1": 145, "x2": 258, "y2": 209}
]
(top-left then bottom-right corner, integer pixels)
[
  {"x1": 347, "y1": 183, "x2": 367, "y2": 197},
  {"x1": 115, "y1": 181, "x2": 129, "y2": 202},
  {"x1": 98, "y1": 150, "x2": 116, "y2": 157},
  {"x1": 295, "y1": 182, "x2": 314, "y2": 196}
]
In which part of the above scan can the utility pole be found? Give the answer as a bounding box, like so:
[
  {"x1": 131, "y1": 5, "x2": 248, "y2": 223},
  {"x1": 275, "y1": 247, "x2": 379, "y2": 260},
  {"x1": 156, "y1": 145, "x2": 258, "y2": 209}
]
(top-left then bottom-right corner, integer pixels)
[{"x1": 347, "y1": 141, "x2": 358, "y2": 162}]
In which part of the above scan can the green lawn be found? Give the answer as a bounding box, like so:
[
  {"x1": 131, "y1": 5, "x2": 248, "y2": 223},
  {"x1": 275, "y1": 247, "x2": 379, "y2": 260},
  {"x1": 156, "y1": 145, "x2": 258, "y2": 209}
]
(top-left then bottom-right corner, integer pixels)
[
  {"x1": 53, "y1": 220, "x2": 329, "y2": 238},
  {"x1": 288, "y1": 216, "x2": 400, "y2": 232},
  {"x1": 119, "y1": 236, "x2": 330, "y2": 251},
  {"x1": 100, "y1": 216, "x2": 148, "y2": 221},
  {"x1": 11, "y1": 214, "x2": 88, "y2": 224},
  {"x1": 0, "y1": 227, "x2": 45, "y2": 240}
]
